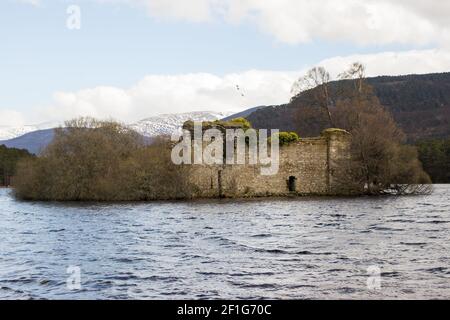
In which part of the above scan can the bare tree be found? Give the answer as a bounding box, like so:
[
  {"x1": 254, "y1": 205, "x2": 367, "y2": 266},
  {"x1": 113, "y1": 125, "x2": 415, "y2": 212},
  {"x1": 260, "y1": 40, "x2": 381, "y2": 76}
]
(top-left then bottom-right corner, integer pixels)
[
  {"x1": 338, "y1": 62, "x2": 366, "y2": 93},
  {"x1": 332, "y1": 65, "x2": 432, "y2": 195},
  {"x1": 291, "y1": 66, "x2": 333, "y2": 125},
  {"x1": 14, "y1": 118, "x2": 193, "y2": 201},
  {"x1": 290, "y1": 62, "x2": 433, "y2": 195}
]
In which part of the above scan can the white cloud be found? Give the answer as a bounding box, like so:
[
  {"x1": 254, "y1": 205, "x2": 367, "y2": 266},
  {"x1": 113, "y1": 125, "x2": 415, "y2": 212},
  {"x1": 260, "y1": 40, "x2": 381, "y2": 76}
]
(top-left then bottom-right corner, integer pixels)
[
  {"x1": 318, "y1": 49, "x2": 450, "y2": 78},
  {"x1": 223, "y1": 0, "x2": 450, "y2": 46},
  {"x1": 18, "y1": 0, "x2": 450, "y2": 46},
  {"x1": 140, "y1": 0, "x2": 213, "y2": 22},
  {"x1": 0, "y1": 109, "x2": 26, "y2": 127},
  {"x1": 97, "y1": 0, "x2": 450, "y2": 46},
  {"x1": 97, "y1": 0, "x2": 214, "y2": 22},
  {"x1": 18, "y1": 48, "x2": 447, "y2": 125},
  {"x1": 10, "y1": 1, "x2": 450, "y2": 127},
  {"x1": 36, "y1": 70, "x2": 299, "y2": 124}
]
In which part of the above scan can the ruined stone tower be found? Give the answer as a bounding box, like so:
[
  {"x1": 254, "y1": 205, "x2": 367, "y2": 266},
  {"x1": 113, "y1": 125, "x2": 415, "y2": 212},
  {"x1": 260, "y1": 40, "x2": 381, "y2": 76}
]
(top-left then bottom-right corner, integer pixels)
[{"x1": 182, "y1": 128, "x2": 352, "y2": 198}]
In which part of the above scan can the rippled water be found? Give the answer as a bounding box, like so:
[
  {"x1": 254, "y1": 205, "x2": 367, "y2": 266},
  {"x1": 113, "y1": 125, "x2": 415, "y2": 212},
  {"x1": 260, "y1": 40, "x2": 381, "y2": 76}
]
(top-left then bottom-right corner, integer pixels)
[{"x1": 0, "y1": 186, "x2": 449, "y2": 299}]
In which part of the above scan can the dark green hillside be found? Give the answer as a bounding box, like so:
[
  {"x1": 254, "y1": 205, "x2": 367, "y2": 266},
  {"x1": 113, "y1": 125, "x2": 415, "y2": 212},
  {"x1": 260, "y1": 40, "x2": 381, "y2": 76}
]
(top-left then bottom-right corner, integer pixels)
[
  {"x1": 0, "y1": 145, "x2": 34, "y2": 186},
  {"x1": 368, "y1": 73, "x2": 450, "y2": 141},
  {"x1": 417, "y1": 139, "x2": 450, "y2": 183},
  {"x1": 246, "y1": 72, "x2": 450, "y2": 142}
]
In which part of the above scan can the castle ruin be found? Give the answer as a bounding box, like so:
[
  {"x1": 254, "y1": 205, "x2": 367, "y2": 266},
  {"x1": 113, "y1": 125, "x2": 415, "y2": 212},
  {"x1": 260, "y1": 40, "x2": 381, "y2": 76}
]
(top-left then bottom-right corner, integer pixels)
[{"x1": 179, "y1": 127, "x2": 352, "y2": 198}]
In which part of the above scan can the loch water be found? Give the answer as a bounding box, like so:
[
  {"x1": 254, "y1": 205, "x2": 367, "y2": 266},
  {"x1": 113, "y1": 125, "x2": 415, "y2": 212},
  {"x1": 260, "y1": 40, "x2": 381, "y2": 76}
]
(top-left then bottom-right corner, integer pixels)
[{"x1": 0, "y1": 185, "x2": 449, "y2": 299}]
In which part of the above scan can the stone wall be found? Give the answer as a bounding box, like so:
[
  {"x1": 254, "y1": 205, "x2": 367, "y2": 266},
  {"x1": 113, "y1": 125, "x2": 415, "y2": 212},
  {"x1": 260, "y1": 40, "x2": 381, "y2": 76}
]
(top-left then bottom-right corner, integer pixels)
[{"x1": 184, "y1": 129, "x2": 351, "y2": 198}]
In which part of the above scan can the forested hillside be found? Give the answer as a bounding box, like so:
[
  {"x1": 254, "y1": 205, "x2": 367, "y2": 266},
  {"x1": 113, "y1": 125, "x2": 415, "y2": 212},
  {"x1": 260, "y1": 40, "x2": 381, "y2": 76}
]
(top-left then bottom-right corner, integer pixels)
[
  {"x1": 417, "y1": 139, "x2": 450, "y2": 183},
  {"x1": 247, "y1": 72, "x2": 450, "y2": 142},
  {"x1": 243, "y1": 72, "x2": 450, "y2": 183},
  {"x1": 0, "y1": 145, "x2": 34, "y2": 186}
]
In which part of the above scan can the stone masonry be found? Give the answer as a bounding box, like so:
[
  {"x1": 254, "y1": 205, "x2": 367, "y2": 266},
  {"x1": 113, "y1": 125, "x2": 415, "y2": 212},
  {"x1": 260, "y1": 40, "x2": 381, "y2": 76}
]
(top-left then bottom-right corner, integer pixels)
[{"x1": 183, "y1": 128, "x2": 352, "y2": 198}]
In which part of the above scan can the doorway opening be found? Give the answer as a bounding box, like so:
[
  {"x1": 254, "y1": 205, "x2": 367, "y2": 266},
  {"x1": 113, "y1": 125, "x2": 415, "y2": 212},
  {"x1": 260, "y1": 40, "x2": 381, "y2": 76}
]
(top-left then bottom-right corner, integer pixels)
[{"x1": 288, "y1": 176, "x2": 297, "y2": 192}]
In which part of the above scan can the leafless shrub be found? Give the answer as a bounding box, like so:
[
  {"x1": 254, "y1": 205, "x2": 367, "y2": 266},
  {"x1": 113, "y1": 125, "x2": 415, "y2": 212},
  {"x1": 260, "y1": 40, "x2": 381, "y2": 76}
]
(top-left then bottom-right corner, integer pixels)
[
  {"x1": 14, "y1": 118, "x2": 193, "y2": 201},
  {"x1": 297, "y1": 63, "x2": 434, "y2": 196}
]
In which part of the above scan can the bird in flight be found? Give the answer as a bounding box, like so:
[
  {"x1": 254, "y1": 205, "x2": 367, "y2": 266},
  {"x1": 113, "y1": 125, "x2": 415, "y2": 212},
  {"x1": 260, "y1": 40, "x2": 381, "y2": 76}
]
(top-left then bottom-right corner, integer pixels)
[{"x1": 236, "y1": 85, "x2": 245, "y2": 97}]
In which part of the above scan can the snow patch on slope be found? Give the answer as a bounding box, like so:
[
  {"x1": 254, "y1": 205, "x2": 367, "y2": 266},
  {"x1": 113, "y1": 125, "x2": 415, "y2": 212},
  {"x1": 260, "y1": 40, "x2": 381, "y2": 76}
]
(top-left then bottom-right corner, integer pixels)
[
  {"x1": 0, "y1": 111, "x2": 236, "y2": 143},
  {"x1": 129, "y1": 111, "x2": 234, "y2": 137},
  {"x1": 0, "y1": 122, "x2": 61, "y2": 141}
]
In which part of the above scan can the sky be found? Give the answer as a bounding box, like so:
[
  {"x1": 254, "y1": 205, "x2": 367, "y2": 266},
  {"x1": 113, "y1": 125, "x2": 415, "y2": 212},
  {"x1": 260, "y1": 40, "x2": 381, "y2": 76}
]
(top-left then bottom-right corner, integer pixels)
[{"x1": 1, "y1": 0, "x2": 450, "y2": 126}]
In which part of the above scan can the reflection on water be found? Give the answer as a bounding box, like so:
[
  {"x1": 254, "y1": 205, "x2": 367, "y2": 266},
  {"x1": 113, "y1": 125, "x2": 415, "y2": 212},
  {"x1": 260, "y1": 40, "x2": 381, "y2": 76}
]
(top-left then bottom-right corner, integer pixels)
[{"x1": 0, "y1": 186, "x2": 449, "y2": 299}]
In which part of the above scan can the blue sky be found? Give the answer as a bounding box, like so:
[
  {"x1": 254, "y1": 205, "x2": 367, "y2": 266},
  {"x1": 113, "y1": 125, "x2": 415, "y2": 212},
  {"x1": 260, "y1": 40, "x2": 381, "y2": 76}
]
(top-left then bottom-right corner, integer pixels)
[{"x1": 1, "y1": 0, "x2": 450, "y2": 126}]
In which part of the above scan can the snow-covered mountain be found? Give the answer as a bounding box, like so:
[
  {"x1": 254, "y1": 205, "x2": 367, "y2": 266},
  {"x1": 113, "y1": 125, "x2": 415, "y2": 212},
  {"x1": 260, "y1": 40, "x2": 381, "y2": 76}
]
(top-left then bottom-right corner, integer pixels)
[
  {"x1": 0, "y1": 111, "x2": 238, "y2": 153},
  {"x1": 129, "y1": 111, "x2": 234, "y2": 137},
  {"x1": 0, "y1": 112, "x2": 235, "y2": 141},
  {"x1": 0, "y1": 121, "x2": 61, "y2": 141}
]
